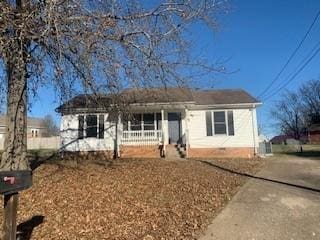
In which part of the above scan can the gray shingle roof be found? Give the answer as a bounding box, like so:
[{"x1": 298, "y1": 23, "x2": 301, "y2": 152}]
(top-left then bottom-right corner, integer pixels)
[
  {"x1": 56, "y1": 88, "x2": 260, "y2": 113},
  {"x1": 192, "y1": 89, "x2": 259, "y2": 105}
]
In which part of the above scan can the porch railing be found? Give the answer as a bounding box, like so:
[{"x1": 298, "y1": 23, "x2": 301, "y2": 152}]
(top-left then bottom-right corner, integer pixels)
[{"x1": 121, "y1": 130, "x2": 163, "y2": 145}]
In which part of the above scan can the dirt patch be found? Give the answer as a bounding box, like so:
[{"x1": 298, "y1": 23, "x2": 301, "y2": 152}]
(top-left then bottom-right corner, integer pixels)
[{"x1": 0, "y1": 158, "x2": 263, "y2": 240}]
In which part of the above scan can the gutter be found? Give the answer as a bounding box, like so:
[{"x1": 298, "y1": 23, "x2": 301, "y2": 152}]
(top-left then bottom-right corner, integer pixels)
[
  {"x1": 189, "y1": 102, "x2": 262, "y2": 110},
  {"x1": 57, "y1": 102, "x2": 263, "y2": 115}
]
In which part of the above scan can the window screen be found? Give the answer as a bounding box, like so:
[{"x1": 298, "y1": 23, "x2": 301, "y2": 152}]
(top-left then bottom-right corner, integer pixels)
[
  {"x1": 214, "y1": 111, "x2": 226, "y2": 134},
  {"x1": 143, "y1": 113, "x2": 155, "y2": 130},
  {"x1": 86, "y1": 115, "x2": 97, "y2": 138},
  {"x1": 156, "y1": 113, "x2": 162, "y2": 130},
  {"x1": 122, "y1": 114, "x2": 129, "y2": 131},
  {"x1": 131, "y1": 114, "x2": 142, "y2": 130}
]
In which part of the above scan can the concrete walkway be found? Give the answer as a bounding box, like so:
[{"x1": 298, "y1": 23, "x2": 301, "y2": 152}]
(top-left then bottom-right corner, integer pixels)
[{"x1": 199, "y1": 156, "x2": 320, "y2": 240}]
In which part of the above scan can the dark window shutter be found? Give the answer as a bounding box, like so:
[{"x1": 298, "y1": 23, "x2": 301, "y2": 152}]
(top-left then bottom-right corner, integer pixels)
[
  {"x1": 78, "y1": 115, "x2": 84, "y2": 139},
  {"x1": 206, "y1": 111, "x2": 213, "y2": 136},
  {"x1": 227, "y1": 111, "x2": 234, "y2": 136},
  {"x1": 99, "y1": 115, "x2": 104, "y2": 139}
]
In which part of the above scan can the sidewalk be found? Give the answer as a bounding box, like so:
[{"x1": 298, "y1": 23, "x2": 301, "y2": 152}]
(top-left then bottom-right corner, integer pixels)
[{"x1": 199, "y1": 156, "x2": 320, "y2": 240}]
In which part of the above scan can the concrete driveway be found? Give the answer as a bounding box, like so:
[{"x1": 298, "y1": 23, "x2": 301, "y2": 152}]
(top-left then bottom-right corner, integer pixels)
[{"x1": 199, "y1": 156, "x2": 320, "y2": 240}]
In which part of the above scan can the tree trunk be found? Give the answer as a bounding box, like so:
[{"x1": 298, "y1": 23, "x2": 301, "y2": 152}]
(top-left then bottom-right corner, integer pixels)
[
  {"x1": 0, "y1": 39, "x2": 29, "y2": 240},
  {"x1": 1, "y1": 0, "x2": 29, "y2": 238},
  {"x1": 0, "y1": 42, "x2": 29, "y2": 171}
]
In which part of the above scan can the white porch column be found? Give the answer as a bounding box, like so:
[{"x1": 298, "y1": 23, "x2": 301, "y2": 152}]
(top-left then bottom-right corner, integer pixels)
[
  {"x1": 116, "y1": 114, "x2": 121, "y2": 158},
  {"x1": 161, "y1": 109, "x2": 166, "y2": 156},
  {"x1": 185, "y1": 108, "x2": 189, "y2": 158}
]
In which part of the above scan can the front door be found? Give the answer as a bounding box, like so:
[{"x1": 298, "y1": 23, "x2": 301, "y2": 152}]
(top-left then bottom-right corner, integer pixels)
[{"x1": 168, "y1": 112, "x2": 181, "y2": 144}]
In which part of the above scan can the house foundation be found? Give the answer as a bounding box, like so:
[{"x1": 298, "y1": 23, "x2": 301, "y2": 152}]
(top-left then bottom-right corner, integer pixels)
[{"x1": 188, "y1": 147, "x2": 255, "y2": 159}]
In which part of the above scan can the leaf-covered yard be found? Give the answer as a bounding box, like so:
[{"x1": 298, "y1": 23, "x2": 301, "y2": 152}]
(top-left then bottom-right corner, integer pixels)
[{"x1": 0, "y1": 158, "x2": 263, "y2": 239}]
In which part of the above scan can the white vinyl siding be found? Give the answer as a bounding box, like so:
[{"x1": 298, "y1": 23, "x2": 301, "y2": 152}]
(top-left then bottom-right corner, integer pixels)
[
  {"x1": 188, "y1": 108, "x2": 259, "y2": 148},
  {"x1": 60, "y1": 113, "x2": 116, "y2": 152}
]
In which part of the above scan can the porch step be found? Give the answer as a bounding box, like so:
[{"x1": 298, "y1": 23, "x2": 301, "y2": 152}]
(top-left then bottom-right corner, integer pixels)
[{"x1": 165, "y1": 144, "x2": 186, "y2": 160}]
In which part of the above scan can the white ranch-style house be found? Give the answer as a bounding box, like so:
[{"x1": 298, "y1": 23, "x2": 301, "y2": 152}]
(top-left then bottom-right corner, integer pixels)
[{"x1": 56, "y1": 88, "x2": 261, "y2": 158}]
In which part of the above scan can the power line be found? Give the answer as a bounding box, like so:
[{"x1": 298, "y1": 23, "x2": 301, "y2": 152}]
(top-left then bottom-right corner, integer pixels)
[
  {"x1": 257, "y1": 9, "x2": 320, "y2": 99},
  {"x1": 262, "y1": 39, "x2": 320, "y2": 101},
  {"x1": 262, "y1": 45, "x2": 320, "y2": 101}
]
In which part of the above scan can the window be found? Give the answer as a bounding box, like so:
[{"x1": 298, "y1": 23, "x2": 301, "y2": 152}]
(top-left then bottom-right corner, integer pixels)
[
  {"x1": 31, "y1": 129, "x2": 39, "y2": 138},
  {"x1": 143, "y1": 113, "x2": 155, "y2": 130},
  {"x1": 78, "y1": 114, "x2": 104, "y2": 139},
  {"x1": 156, "y1": 113, "x2": 162, "y2": 130},
  {"x1": 205, "y1": 111, "x2": 234, "y2": 136},
  {"x1": 214, "y1": 111, "x2": 226, "y2": 134},
  {"x1": 123, "y1": 117, "x2": 129, "y2": 131},
  {"x1": 125, "y1": 113, "x2": 160, "y2": 131},
  {"x1": 131, "y1": 114, "x2": 142, "y2": 131},
  {"x1": 86, "y1": 115, "x2": 97, "y2": 138}
]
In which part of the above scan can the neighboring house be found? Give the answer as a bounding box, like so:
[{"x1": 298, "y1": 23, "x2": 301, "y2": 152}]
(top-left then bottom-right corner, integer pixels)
[
  {"x1": 0, "y1": 115, "x2": 48, "y2": 139},
  {"x1": 270, "y1": 135, "x2": 291, "y2": 145},
  {"x1": 270, "y1": 134, "x2": 308, "y2": 145},
  {"x1": 308, "y1": 124, "x2": 320, "y2": 144},
  {"x1": 56, "y1": 88, "x2": 261, "y2": 158}
]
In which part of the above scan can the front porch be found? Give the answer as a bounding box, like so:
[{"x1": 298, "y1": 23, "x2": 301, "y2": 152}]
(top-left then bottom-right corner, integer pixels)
[
  {"x1": 118, "y1": 108, "x2": 190, "y2": 158},
  {"x1": 121, "y1": 130, "x2": 163, "y2": 145}
]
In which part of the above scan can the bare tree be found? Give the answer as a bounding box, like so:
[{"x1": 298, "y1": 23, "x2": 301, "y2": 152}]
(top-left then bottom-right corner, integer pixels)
[
  {"x1": 42, "y1": 114, "x2": 59, "y2": 136},
  {"x1": 271, "y1": 91, "x2": 306, "y2": 140},
  {"x1": 271, "y1": 79, "x2": 320, "y2": 140},
  {"x1": 0, "y1": 0, "x2": 227, "y2": 171},
  {"x1": 299, "y1": 79, "x2": 320, "y2": 124}
]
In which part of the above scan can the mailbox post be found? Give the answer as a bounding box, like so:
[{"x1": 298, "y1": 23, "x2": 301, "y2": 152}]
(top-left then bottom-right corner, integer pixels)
[{"x1": 0, "y1": 171, "x2": 32, "y2": 240}]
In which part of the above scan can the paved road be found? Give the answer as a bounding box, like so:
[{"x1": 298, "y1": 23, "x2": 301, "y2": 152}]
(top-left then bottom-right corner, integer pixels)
[{"x1": 199, "y1": 156, "x2": 320, "y2": 240}]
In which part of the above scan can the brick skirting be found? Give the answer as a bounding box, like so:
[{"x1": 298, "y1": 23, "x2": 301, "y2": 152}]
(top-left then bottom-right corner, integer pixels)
[
  {"x1": 61, "y1": 146, "x2": 253, "y2": 159},
  {"x1": 188, "y1": 147, "x2": 255, "y2": 158},
  {"x1": 62, "y1": 150, "x2": 115, "y2": 160},
  {"x1": 309, "y1": 132, "x2": 320, "y2": 144},
  {"x1": 120, "y1": 145, "x2": 162, "y2": 158}
]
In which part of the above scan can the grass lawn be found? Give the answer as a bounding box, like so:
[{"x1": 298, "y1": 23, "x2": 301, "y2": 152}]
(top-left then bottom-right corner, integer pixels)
[
  {"x1": 0, "y1": 158, "x2": 263, "y2": 240},
  {"x1": 272, "y1": 144, "x2": 320, "y2": 159}
]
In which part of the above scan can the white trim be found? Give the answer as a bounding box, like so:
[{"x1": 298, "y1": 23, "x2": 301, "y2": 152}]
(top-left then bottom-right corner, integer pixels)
[
  {"x1": 185, "y1": 108, "x2": 189, "y2": 158},
  {"x1": 206, "y1": 110, "x2": 234, "y2": 136},
  {"x1": 129, "y1": 101, "x2": 195, "y2": 106},
  {"x1": 251, "y1": 108, "x2": 257, "y2": 155}
]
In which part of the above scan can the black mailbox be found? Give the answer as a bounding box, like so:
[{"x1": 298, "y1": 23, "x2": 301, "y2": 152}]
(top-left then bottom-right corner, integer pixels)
[{"x1": 0, "y1": 170, "x2": 32, "y2": 195}]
